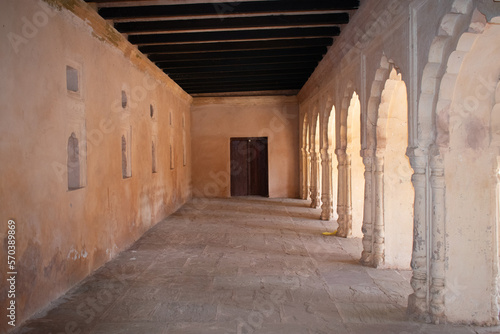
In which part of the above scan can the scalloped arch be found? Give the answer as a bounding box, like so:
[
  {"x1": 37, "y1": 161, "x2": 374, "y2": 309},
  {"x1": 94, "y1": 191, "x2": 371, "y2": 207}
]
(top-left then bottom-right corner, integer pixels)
[{"x1": 416, "y1": 0, "x2": 474, "y2": 149}]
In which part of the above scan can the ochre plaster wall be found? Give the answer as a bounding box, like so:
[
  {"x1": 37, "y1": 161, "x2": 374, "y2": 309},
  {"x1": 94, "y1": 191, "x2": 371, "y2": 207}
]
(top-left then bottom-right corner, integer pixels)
[
  {"x1": 191, "y1": 96, "x2": 299, "y2": 199},
  {"x1": 0, "y1": 0, "x2": 192, "y2": 330}
]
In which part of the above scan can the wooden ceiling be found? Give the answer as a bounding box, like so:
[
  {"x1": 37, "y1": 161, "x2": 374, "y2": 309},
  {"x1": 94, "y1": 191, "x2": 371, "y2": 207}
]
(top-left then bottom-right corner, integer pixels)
[{"x1": 85, "y1": 0, "x2": 360, "y2": 95}]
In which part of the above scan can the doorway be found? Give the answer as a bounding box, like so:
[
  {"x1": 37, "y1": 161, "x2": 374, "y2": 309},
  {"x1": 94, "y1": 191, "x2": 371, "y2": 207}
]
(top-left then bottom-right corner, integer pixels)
[{"x1": 230, "y1": 137, "x2": 269, "y2": 197}]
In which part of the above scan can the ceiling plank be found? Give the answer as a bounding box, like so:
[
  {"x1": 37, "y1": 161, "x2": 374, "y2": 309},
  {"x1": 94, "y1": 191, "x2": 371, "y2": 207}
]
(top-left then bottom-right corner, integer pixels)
[
  {"x1": 169, "y1": 69, "x2": 313, "y2": 81},
  {"x1": 162, "y1": 61, "x2": 318, "y2": 74},
  {"x1": 129, "y1": 27, "x2": 340, "y2": 45},
  {"x1": 156, "y1": 54, "x2": 322, "y2": 69},
  {"x1": 139, "y1": 38, "x2": 333, "y2": 54},
  {"x1": 96, "y1": 0, "x2": 360, "y2": 19},
  {"x1": 186, "y1": 83, "x2": 304, "y2": 94},
  {"x1": 148, "y1": 46, "x2": 327, "y2": 62},
  {"x1": 181, "y1": 80, "x2": 306, "y2": 89},
  {"x1": 116, "y1": 13, "x2": 348, "y2": 34},
  {"x1": 173, "y1": 74, "x2": 311, "y2": 85}
]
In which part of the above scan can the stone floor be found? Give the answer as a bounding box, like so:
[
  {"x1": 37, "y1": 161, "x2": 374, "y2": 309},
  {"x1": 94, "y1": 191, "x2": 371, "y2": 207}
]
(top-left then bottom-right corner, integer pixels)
[{"x1": 13, "y1": 197, "x2": 500, "y2": 334}]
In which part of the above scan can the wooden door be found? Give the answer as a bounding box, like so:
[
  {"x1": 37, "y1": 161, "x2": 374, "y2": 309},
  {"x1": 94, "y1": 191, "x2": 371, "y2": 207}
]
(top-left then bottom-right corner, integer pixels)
[{"x1": 230, "y1": 137, "x2": 269, "y2": 197}]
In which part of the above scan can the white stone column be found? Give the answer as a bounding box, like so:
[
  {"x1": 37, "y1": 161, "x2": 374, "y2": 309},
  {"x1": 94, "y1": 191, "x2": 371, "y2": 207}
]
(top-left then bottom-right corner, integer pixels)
[
  {"x1": 373, "y1": 150, "x2": 385, "y2": 268},
  {"x1": 493, "y1": 158, "x2": 500, "y2": 322},
  {"x1": 309, "y1": 151, "x2": 319, "y2": 208},
  {"x1": 336, "y1": 148, "x2": 348, "y2": 237},
  {"x1": 320, "y1": 148, "x2": 333, "y2": 220},
  {"x1": 430, "y1": 151, "x2": 446, "y2": 323},
  {"x1": 301, "y1": 147, "x2": 309, "y2": 200},
  {"x1": 407, "y1": 149, "x2": 430, "y2": 321},
  {"x1": 360, "y1": 151, "x2": 374, "y2": 266},
  {"x1": 309, "y1": 120, "x2": 321, "y2": 208},
  {"x1": 345, "y1": 153, "x2": 353, "y2": 236}
]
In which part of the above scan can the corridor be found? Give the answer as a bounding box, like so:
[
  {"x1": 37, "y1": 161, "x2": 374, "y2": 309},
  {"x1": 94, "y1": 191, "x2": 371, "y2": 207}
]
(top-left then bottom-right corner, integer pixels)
[{"x1": 12, "y1": 198, "x2": 498, "y2": 334}]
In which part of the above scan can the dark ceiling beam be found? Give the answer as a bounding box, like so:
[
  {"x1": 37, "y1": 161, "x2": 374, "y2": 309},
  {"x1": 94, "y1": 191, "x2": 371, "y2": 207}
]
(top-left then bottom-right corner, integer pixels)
[
  {"x1": 186, "y1": 84, "x2": 303, "y2": 94},
  {"x1": 148, "y1": 46, "x2": 327, "y2": 62},
  {"x1": 162, "y1": 61, "x2": 318, "y2": 75},
  {"x1": 156, "y1": 54, "x2": 322, "y2": 69},
  {"x1": 173, "y1": 74, "x2": 311, "y2": 86},
  {"x1": 181, "y1": 79, "x2": 306, "y2": 89},
  {"x1": 139, "y1": 38, "x2": 333, "y2": 54},
  {"x1": 96, "y1": 0, "x2": 360, "y2": 20},
  {"x1": 115, "y1": 13, "x2": 348, "y2": 34},
  {"x1": 169, "y1": 69, "x2": 313, "y2": 81},
  {"x1": 129, "y1": 27, "x2": 340, "y2": 45}
]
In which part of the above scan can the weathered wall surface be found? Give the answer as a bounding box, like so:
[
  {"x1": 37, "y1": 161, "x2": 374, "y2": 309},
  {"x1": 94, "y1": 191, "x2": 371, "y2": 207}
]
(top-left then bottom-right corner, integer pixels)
[
  {"x1": 0, "y1": 0, "x2": 192, "y2": 331},
  {"x1": 439, "y1": 18, "x2": 500, "y2": 324},
  {"x1": 191, "y1": 96, "x2": 299, "y2": 198}
]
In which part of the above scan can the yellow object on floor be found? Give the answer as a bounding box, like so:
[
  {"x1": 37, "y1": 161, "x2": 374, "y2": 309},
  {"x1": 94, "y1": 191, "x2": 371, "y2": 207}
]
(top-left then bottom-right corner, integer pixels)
[{"x1": 322, "y1": 230, "x2": 337, "y2": 236}]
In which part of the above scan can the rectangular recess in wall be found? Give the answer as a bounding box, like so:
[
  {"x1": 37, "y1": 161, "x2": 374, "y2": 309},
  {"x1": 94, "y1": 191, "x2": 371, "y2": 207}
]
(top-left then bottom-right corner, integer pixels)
[
  {"x1": 66, "y1": 66, "x2": 79, "y2": 93},
  {"x1": 170, "y1": 143, "x2": 175, "y2": 170},
  {"x1": 121, "y1": 128, "x2": 132, "y2": 179},
  {"x1": 152, "y1": 137, "x2": 158, "y2": 174},
  {"x1": 65, "y1": 60, "x2": 84, "y2": 100}
]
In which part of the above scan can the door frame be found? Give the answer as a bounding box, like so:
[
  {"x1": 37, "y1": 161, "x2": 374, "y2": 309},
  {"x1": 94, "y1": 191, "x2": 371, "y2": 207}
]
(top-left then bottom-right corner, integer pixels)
[{"x1": 230, "y1": 137, "x2": 269, "y2": 197}]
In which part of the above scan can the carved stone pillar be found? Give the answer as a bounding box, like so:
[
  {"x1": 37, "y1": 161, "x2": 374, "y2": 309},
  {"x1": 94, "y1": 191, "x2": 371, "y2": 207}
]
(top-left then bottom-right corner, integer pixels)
[
  {"x1": 345, "y1": 153, "x2": 353, "y2": 236},
  {"x1": 407, "y1": 149, "x2": 430, "y2": 321},
  {"x1": 310, "y1": 150, "x2": 319, "y2": 208},
  {"x1": 336, "y1": 148, "x2": 348, "y2": 237},
  {"x1": 373, "y1": 150, "x2": 385, "y2": 268},
  {"x1": 494, "y1": 158, "x2": 500, "y2": 322},
  {"x1": 305, "y1": 150, "x2": 311, "y2": 200},
  {"x1": 430, "y1": 151, "x2": 446, "y2": 323},
  {"x1": 301, "y1": 147, "x2": 309, "y2": 200},
  {"x1": 360, "y1": 151, "x2": 374, "y2": 266},
  {"x1": 320, "y1": 148, "x2": 333, "y2": 220}
]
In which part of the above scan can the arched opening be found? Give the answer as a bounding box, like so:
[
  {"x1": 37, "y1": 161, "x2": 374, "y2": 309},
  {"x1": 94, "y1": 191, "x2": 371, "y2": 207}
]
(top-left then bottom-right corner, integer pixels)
[
  {"x1": 346, "y1": 92, "x2": 363, "y2": 237},
  {"x1": 302, "y1": 114, "x2": 311, "y2": 200},
  {"x1": 376, "y1": 68, "x2": 413, "y2": 269},
  {"x1": 67, "y1": 132, "x2": 80, "y2": 190},
  {"x1": 431, "y1": 19, "x2": 500, "y2": 322},
  {"x1": 328, "y1": 105, "x2": 338, "y2": 219},
  {"x1": 314, "y1": 113, "x2": 322, "y2": 207}
]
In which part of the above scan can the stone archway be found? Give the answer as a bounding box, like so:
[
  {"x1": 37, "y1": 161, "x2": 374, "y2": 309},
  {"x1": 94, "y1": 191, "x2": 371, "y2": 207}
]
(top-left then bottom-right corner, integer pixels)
[
  {"x1": 309, "y1": 107, "x2": 321, "y2": 208},
  {"x1": 406, "y1": 0, "x2": 475, "y2": 323},
  {"x1": 360, "y1": 59, "x2": 413, "y2": 269},
  {"x1": 360, "y1": 56, "x2": 391, "y2": 266},
  {"x1": 374, "y1": 68, "x2": 413, "y2": 269},
  {"x1": 347, "y1": 93, "x2": 363, "y2": 238},
  {"x1": 337, "y1": 86, "x2": 363, "y2": 238},
  {"x1": 314, "y1": 113, "x2": 322, "y2": 208},
  {"x1": 431, "y1": 14, "x2": 500, "y2": 325},
  {"x1": 301, "y1": 113, "x2": 311, "y2": 200},
  {"x1": 320, "y1": 101, "x2": 338, "y2": 221}
]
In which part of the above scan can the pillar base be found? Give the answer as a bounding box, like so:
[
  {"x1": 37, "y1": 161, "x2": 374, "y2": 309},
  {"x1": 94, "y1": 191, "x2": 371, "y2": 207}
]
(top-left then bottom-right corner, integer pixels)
[{"x1": 407, "y1": 293, "x2": 431, "y2": 323}]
